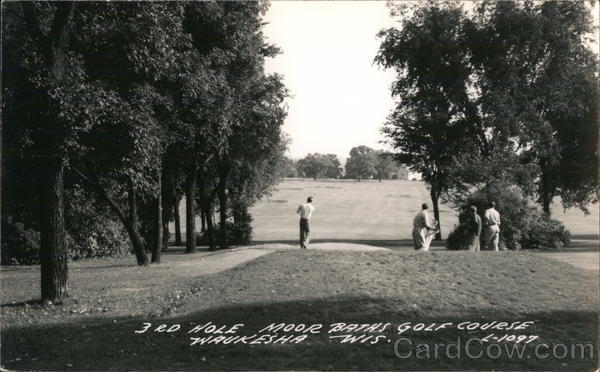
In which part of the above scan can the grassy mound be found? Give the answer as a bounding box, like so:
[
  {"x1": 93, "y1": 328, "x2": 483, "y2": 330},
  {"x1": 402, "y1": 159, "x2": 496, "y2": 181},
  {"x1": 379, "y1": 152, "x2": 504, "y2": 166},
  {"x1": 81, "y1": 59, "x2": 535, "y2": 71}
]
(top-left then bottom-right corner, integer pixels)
[
  {"x1": 1, "y1": 250, "x2": 597, "y2": 371},
  {"x1": 179, "y1": 250, "x2": 597, "y2": 316}
]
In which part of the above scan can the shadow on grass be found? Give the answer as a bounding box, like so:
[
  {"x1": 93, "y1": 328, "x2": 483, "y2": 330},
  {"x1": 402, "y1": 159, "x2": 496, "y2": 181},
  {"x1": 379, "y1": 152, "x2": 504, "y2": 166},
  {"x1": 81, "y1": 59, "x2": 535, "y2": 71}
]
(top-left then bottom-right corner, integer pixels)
[
  {"x1": 1, "y1": 299, "x2": 43, "y2": 308},
  {"x1": 161, "y1": 246, "x2": 217, "y2": 254},
  {"x1": 2, "y1": 296, "x2": 597, "y2": 371},
  {"x1": 252, "y1": 235, "x2": 599, "y2": 253},
  {"x1": 250, "y1": 239, "x2": 448, "y2": 250},
  {"x1": 561, "y1": 234, "x2": 600, "y2": 252},
  {"x1": 570, "y1": 234, "x2": 599, "y2": 240}
]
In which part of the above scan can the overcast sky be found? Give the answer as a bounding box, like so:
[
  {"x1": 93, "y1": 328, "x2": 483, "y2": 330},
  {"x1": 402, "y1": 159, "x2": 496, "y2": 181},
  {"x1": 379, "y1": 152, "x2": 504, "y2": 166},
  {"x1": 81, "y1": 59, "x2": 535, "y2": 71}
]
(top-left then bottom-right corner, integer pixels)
[
  {"x1": 264, "y1": 1, "x2": 397, "y2": 161},
  {"x1": 264, "y1": 1, "x2": 599, "y2": 162}
]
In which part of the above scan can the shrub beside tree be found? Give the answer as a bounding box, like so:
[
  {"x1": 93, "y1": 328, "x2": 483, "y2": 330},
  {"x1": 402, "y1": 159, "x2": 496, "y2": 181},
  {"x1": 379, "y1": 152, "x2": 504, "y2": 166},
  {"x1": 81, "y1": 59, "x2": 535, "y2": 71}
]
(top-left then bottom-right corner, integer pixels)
[{"x1": 447, "y1": 185, "x2": 570, "y2": 250}]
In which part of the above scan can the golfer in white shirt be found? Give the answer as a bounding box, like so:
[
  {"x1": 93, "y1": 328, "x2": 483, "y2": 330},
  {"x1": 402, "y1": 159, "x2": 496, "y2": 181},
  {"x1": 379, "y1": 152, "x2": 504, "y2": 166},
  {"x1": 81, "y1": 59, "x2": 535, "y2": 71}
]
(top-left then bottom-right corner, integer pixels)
[
  {"x1": 483, "y1": 201, "x2": 501, "y2": 250},
  {"x1": 297, "y1": 197, "x2": 315, "y2": 249}
]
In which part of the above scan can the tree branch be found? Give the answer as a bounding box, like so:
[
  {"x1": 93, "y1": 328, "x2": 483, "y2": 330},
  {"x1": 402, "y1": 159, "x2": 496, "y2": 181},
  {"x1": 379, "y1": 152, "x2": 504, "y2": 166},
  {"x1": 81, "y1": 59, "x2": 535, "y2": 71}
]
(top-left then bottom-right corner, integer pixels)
[
  {"x1": 126, "y1": 175, "x2": 138, "y2": 225},
  {"x1": 71, "y1": 166, "x2": 128, "y2": 225}
]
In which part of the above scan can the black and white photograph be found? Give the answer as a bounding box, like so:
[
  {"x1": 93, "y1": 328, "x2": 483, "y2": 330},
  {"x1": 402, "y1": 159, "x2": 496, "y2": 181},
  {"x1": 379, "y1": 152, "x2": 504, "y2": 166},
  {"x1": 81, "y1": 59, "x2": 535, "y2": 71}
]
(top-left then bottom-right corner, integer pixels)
[{"x1": 1, "y1": 0, "x2": 598, "y2": 371}]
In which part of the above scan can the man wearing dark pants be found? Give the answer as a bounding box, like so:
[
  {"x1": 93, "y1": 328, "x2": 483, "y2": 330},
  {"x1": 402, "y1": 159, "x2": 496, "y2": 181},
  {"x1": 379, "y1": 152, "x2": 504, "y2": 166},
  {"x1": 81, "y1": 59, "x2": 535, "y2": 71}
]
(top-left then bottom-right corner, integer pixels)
[{"x1": 297, "y1": 197, "x2": 315, "y2": 249}]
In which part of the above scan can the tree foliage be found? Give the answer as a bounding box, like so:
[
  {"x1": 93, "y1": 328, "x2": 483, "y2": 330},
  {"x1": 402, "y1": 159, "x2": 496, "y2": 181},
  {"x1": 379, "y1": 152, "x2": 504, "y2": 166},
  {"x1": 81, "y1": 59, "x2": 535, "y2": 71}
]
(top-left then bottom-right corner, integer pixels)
[
  {"x1": 464, "y1": 0, "x2": 599, "y2": 214},
  {"x1": 279, "y1": 156, "x2": 299, "y2": 178},
  {"x1": 297, "y1": 153, "x2": 342, "y2": 180},
  {"x1": 376, "y1": 1, "x2": 598, "y2": 242},
  {"x1": 373, "y1": 151, "x2": 401, "y2": 181},
  {"x1": 344, "y1": 146, "x2": 377, "y2": 180},
  {"x1": 2, "y1": 1, "x2": 288, "y2": 301}
]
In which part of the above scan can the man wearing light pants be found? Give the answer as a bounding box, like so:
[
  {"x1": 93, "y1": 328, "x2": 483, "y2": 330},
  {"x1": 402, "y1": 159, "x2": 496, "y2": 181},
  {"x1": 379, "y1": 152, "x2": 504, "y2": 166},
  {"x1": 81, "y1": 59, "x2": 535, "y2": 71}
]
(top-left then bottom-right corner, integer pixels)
[
  {"x1": 483, "y1": 201, "x2": 501, "y2": 251},
  {"x1": 297, "y1": 197, "x2": 315, "y2": 249},
  {"x1": 412, "y1": 203, "x2": 437, "y2": 251}
]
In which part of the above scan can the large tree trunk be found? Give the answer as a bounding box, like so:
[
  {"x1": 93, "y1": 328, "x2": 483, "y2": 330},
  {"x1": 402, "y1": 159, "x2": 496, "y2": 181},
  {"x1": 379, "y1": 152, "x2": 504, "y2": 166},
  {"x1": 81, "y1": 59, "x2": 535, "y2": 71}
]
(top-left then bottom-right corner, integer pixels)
[
  {"x1": 161, "y1": 173, "x2": 171, "y2": 252},
  {"x1": 185, "y1": 167, "x2": 197, "y2": 253},
  {"x1": 173, "y1": 195, "x2": 182, "y2": 245},
  {"x1": 23, "y1": 2, "x2": 76, "y2": 302},
  {"x1": 430, "y1": 190, "x2": 442, "y2": 241},
  {"x1": 541, "y1": 191, "x2": 552, "y2": 216},
  {"x1": 540, "y1": 167, "x2": 554, "y2": 216},
  {"x1": 124, "y1": 224, "x2": 147, "y2": 265},
  {"x1": 127, "y1": 177, "x2": 149, "y2": 265},
  {"x1": 161, "y1": 219, "x2": 170, "y2": 252},
  {"x1": 217, "y1": 173, "x2": 228, "y2": 250},
  {"x1": 201, "y1": 210, "x2": 206, "y2": 232},
  {"x1": 151, "y1": 169, "x2": 162, "y2": 264},
  {"x1": 203, "y1": 201, "x2": 217, "y2": 251},
  {"x1": 39, "y1": 158, "x2": 68, "y2": 302}
]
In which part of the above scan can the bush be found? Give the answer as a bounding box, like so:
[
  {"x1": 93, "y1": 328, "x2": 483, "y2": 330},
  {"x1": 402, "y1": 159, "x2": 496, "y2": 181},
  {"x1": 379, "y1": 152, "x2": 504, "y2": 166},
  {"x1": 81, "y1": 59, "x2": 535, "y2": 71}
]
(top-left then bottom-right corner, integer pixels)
[
  {"x1": 196, "y1": 214, "x2": 253, "y2": 247},
  {"x1": 65, "y1": 186, "x2": 130, "y2": 259},
  {"x1": 447, "y1": 185, "x2": 570, "y2": 250},
  {"x1": 1, "y1": 186, "x2": 131, "y2": 265},
  {"x1": 523, "y1": 214, "x2": 570, "y2": 249},
  {"x1": 446, "y1": 221, "x2": 471, "y2": 250},
  {"x1": 1, "y1": 216, "x2": 40, "y2": 265},
  {"x1": 67, "y1": 218, "x2": 130, "y2": 260}
]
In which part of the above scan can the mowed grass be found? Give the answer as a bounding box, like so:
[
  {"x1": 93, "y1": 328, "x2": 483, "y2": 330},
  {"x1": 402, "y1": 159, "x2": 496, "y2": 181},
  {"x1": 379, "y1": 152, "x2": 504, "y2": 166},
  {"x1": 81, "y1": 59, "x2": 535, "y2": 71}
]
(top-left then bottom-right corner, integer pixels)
[
  {"x1": 1, "y1": 250, "x2": 597, "y2": 371},
  {"x1": 2, "y1": 178, "x2": 598, "y2": 371},
  {"x1": 249, "y1": 178, "x2": 598, "y2": 242},
  {"x1": 177, "y1": 178, "x2": 598, "y2": 243},
  {"x1": 251, "y1": 179, "x2": 455, "y2": 241}
]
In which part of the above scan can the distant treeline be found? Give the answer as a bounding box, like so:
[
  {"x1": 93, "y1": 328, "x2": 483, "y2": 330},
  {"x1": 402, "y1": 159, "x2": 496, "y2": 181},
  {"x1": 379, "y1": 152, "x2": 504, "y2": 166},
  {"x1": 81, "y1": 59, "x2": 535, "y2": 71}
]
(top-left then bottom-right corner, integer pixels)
[{"x1": 282, "y1": 146, "x2": 409, "y2": 181}]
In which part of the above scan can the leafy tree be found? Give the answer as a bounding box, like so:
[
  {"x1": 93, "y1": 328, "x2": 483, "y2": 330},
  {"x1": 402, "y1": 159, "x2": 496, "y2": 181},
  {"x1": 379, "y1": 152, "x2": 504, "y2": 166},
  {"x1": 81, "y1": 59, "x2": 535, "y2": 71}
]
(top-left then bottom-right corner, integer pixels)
[
  {"x1": 69, "y1": 86, "x2": 162, "y2": 266},
  {"x1": 3, "y1": 0, "x2": 289, "y2": 286},
  {"x1": 376, "y1": 3, "x2": 482, "y2": 239},
  {"x1": 345, "y1": 146, "x2": 377, "y2": 181},
  {"x1": 297, "y1": 153, "x2": 337, "y2": 180},
  {"x1": 323, "y1": 154, "x2": 343, "y2": 179},
  {"x1": 165, "y1": 1, "x2": 234, "y2": 253},
  {"x1": 66, "y1": 2, "x2": 194, "y2": 265},
  {"x1": 465, "y1": 0, "x2": 598, "y2": 214},
  {"x1": 280, "y1": 156, "x2": 299, "y2": 178},
  {"x1": 183, "y1": 1, "x2": 286, "y2": 250},
  {"x1": 377, "y1": 0, "x2": 597, "y2": 240},
  {"x1": 225, "y1": 131, "x2": 289, "y2": 245},
  {"x1": 217, "y1": 72, "x2": 288, "y2": 249},
  {"x1": 3, "y1": 1, "x2": 77, "y2": 300},
  {"x1": 373, "y1": 151, "x2": 399, "y2": 181}
]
